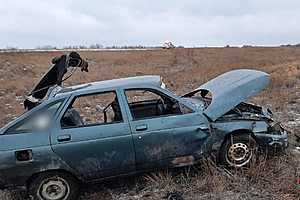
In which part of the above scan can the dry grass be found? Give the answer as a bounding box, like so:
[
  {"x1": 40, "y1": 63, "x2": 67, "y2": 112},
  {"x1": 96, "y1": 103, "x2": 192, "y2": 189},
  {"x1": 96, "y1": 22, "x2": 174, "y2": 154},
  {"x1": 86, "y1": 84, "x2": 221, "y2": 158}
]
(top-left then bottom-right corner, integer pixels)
[
  {"x1": 2, "y1": 153, "x2": 299, "y2": 200},
  {"x1": 117, "y1": 153, "x2": 299, "y2": 200}
]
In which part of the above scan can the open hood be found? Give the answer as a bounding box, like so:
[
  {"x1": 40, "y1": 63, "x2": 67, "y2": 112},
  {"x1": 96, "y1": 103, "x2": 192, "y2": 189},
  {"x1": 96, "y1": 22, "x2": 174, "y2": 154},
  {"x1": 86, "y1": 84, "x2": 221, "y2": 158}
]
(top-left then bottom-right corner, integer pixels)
[{"x1": 183, "y1": 69, "x2": 269, "y2": 121}]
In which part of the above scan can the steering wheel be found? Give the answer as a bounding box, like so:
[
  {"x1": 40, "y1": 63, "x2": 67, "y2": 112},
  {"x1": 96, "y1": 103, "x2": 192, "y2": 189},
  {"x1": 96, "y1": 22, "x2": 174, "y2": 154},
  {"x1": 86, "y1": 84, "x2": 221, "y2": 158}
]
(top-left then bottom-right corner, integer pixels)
[
  {"x1": 163, "y1": 97, "x2": 176, "y2": 114},
  {"x1": 156, "y1": 99, "x2": 165, "y2": 115}
]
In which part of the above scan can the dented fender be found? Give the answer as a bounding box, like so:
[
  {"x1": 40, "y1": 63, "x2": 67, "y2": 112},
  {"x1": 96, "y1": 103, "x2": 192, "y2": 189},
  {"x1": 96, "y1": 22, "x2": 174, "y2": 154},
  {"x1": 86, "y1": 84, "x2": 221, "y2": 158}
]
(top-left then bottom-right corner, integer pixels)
[
  {"x1": 198, "y1": 120, "x2": 288, "y2": 157},
  {"x1": 211, "y1": 120, "x2": 269, "y2": 133},
  {"x1": 196, "y1": 120, "x2": 267, "y2": 157}
]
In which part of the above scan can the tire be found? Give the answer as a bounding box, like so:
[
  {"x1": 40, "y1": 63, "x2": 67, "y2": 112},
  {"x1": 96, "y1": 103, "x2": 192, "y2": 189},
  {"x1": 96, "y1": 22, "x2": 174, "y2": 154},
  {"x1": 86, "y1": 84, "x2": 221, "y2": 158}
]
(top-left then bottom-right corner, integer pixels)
[
  {"x1": 219, "y1": 133, "x2": 257, "y2": 168},
  {"x1": 28, "y1": 171, "x2": 80, "y2": 200}
]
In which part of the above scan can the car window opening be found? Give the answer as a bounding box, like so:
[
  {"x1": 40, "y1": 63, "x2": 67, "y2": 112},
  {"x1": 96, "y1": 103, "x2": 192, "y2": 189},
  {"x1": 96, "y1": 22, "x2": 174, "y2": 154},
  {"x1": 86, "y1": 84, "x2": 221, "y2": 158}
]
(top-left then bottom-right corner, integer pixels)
[
  {"x1": 61, "y1": 91, "x2": 122, "y2": 128},
  {"x1": 125, "y1": 89, "x2": 193, "y2": 120}
]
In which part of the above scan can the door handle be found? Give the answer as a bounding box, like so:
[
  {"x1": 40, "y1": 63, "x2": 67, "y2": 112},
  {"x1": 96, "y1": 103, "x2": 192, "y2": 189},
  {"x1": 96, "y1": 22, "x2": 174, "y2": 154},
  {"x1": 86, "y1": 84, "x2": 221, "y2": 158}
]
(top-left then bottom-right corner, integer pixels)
[
  {"x1": 136, "y1": 124, "x2": 148, "y2": 131},
  {"x1": 57, "y1": 134, "x2": 71, "y2": 142}
]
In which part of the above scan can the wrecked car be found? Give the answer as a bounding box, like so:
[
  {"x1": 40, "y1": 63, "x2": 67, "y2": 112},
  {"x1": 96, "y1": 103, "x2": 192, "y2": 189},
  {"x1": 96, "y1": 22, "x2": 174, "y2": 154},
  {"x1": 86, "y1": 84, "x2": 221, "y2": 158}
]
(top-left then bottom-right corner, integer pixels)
[{"x1": 0, "y1": 52, "x2": 288, "y2": 200}]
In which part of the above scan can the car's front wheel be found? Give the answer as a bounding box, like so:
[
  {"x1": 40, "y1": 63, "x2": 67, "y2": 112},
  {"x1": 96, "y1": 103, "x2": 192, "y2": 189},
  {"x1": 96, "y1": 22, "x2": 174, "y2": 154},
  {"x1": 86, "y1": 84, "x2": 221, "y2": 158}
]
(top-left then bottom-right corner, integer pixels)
[
  {"x1": 219, "y1": 133, "x2": 257, "y2": 168},
  {"x1": 28, "y1": 171, "x2": 79, "y2": 200}
]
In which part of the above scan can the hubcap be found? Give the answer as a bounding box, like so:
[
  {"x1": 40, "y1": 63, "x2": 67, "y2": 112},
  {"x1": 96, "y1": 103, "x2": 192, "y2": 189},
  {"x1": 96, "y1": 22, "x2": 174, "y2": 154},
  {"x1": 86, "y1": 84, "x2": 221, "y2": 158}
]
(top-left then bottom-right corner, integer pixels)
[
  {"x1": 38, "y1": 177, "x2": 70, "y2": 200},
  {"x1": 226, "y1": 142, "x2": 253, "y2": 167}
]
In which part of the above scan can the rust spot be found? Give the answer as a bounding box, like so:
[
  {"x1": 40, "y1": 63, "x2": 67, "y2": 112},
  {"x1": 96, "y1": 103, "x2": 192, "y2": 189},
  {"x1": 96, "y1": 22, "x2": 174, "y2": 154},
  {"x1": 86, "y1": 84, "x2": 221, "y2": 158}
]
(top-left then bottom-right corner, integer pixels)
[{"x1": 171, "y1": 155, "x2": 195, "y2": 167}]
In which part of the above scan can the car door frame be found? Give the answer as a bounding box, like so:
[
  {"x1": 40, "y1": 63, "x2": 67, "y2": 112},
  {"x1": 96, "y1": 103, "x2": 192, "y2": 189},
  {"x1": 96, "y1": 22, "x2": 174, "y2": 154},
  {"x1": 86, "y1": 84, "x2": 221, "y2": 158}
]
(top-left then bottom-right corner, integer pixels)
[
  {"x1": 120, "y1": 86, "x2": 192, "y2": 119},
  {"x1": 119, "y1": 85, "x2": 210, "y2": 170},
  {"x1": 50, "y1": 87, "x2": 136, "y2": 181}
]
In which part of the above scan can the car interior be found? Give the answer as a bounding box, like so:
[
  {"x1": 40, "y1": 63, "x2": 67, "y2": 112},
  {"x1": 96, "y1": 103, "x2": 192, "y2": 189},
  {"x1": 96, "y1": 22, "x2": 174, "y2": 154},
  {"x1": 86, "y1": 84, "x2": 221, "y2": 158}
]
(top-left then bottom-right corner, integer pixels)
[
  {"x1": 125, "y1": 89, "x2": 182, "y2": 120},
  {"x1": 60, "y1": 89, "x2": 188, "y2": 128},
  {"x1": 61, "y1": 92, "x2": 122, "y2": 128}
]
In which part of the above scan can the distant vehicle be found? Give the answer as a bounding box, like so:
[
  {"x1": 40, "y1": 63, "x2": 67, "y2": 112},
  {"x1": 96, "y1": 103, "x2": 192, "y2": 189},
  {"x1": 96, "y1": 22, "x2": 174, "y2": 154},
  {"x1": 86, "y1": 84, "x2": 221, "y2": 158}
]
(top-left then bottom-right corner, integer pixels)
[
  {"x1": 0, "y1": 53, "x2": 288, "y2": 200},
  {"x1": 162, "y1": 40, "x2": 176, "y2": 49}
]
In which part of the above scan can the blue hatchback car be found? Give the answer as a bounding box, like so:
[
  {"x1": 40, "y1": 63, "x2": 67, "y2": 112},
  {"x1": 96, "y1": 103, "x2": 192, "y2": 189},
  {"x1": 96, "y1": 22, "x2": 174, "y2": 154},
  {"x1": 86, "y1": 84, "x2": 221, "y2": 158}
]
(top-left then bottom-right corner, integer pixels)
[{"x1": 0, "y1": 53, "x2": 288, "y2": 200}]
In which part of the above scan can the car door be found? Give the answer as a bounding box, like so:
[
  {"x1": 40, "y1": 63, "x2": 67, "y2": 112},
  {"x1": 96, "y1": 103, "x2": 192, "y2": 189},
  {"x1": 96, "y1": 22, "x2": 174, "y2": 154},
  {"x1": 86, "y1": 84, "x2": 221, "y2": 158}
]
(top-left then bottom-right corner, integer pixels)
[
  {"x1": 50, "y1": 90, "x2": 135, "y2": 180},
  {"x1": 122, "y1": 87, "x2": 210, "y2": 170}
]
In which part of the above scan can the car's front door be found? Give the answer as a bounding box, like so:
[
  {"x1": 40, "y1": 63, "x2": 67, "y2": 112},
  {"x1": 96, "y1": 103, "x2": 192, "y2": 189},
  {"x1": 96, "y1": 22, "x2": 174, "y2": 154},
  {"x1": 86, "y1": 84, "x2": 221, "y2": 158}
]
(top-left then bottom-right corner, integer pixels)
[
  {"x1": 51, "y1": 90, "x2": 135, "y2": 180},
  {"x1": 123, "y1": 88, "x2": 210, "y2": 170}
]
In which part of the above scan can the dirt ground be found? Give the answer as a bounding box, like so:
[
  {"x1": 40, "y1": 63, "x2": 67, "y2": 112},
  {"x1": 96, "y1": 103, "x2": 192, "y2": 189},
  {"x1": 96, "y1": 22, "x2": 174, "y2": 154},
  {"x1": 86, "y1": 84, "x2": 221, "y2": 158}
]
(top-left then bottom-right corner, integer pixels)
[{"x1": 0, "y1": 47, "x2": 299, "y2": 199}]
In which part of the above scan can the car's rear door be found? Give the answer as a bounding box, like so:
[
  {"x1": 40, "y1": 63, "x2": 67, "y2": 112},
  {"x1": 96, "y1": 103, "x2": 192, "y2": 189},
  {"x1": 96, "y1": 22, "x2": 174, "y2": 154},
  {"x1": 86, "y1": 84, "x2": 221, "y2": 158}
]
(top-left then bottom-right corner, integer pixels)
[
  {"x1": 50, "y1": 89, "x2": 135, "y2": 181},
  {"x1": 122, "y1": 87, "x2": 210, "y2": 170}
]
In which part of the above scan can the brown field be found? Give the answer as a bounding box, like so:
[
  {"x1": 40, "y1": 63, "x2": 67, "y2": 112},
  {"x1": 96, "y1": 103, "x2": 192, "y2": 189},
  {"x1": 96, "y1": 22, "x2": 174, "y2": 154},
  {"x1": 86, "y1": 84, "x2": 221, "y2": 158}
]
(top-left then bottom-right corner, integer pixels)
[{"x1": 0, "y1": 47, "x2": 299, "y2": 199}]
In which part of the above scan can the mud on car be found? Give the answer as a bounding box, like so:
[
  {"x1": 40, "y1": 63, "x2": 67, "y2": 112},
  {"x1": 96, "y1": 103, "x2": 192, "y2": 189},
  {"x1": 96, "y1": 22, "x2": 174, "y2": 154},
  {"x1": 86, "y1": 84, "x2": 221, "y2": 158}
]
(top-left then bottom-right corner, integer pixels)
[{"x1": 0, "y1": 53, "x2": 288, "y2": 199}]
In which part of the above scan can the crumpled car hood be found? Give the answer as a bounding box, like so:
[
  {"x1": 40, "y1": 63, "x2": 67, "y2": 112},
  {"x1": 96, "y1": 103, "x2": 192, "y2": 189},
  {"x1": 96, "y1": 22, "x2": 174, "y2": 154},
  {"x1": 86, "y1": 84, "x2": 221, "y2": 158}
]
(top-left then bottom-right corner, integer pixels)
[{"x1": 183, "y1": 69, "x2": 270, "y2": 121}]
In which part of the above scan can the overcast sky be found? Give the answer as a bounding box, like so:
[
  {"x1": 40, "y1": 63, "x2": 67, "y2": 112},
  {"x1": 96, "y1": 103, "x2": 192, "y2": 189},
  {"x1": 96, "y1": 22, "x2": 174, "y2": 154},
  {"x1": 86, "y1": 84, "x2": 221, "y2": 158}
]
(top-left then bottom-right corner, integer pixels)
[{"x1": 0, "y1": 0, "x2": 300, "y2": 48}]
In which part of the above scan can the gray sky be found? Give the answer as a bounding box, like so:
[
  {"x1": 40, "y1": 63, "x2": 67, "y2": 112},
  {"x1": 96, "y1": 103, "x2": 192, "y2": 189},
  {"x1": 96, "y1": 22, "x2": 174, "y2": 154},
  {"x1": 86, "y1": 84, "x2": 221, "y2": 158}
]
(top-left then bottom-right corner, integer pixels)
[{"x1": 1, "y1": 0, "x2": 300, "y2": 48}]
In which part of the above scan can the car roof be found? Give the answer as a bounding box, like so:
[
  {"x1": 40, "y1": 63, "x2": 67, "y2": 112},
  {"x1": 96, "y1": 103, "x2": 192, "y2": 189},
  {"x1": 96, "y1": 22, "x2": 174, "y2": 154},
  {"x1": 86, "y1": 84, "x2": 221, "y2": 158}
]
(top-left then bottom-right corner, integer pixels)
[{"x1": 56, "y1": 75, "x2": 162, "y2": 96}]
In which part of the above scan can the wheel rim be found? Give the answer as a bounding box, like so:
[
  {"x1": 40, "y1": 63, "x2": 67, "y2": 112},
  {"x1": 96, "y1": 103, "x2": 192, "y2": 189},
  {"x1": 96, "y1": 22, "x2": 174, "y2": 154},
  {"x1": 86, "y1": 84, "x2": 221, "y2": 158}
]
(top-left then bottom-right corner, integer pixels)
[
  {"x1": 38, "y1": 177, "x2": 70, "y2": 200},
  {"x1": 226, "y1": 142, "x2": 253, "y2": 167}
]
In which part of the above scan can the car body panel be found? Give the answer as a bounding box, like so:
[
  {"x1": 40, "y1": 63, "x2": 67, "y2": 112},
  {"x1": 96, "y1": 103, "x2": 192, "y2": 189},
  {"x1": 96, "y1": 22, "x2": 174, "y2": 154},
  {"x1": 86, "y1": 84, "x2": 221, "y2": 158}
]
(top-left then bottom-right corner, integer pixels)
[
  {"x1": 183, "y1": 69, "x2": 270, "y2": 121},
  {"x1": 0, "y1": 100, "x2": 77, "y2": 189},
  {"x1": 116, "y1": 86, "x2": 210, "y2": 169},
  {"x1": 127, "y1": 110, "x2": 209, "y2": 169},
  {"x1": 211, "y1": 120, "x2": 288, "y2": 149},
  {"x1": 0, "y1": 145, "x2": 77, "y2": 189},
  {"x1": 50, "y1": 126, "x2": 136, "y2": 180},
  {"x1": 130, "y1": 113, "x2": 209, "y2": 170}
]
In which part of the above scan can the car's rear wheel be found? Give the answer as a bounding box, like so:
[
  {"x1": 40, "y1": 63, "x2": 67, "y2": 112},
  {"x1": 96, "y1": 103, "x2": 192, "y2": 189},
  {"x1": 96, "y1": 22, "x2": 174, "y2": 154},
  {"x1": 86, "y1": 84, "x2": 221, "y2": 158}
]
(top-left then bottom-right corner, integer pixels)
[
  {"x1": 28, "y1": 171, "x2": 79, "y2": 200},
  {"x1": 219, "y1": 133, "x2": 257, "y2": 168}
]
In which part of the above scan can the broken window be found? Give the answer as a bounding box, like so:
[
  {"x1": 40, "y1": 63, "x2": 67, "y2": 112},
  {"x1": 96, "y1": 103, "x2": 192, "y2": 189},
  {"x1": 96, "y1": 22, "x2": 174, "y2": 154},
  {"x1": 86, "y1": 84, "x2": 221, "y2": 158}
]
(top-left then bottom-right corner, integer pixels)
[
  {"x1": 125, "y1": 89, "x2": 192, "y2": 120},
  {"x1": 61, "y1": 91, "x2": 122, "y2": 128}
]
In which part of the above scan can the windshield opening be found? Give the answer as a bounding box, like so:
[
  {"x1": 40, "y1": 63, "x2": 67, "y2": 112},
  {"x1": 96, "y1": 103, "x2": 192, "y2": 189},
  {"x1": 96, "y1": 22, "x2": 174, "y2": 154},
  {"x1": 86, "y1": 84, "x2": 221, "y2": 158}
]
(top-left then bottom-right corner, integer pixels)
[{"x1": 184, "y1": 89, "x2": 212, "y2": 109}]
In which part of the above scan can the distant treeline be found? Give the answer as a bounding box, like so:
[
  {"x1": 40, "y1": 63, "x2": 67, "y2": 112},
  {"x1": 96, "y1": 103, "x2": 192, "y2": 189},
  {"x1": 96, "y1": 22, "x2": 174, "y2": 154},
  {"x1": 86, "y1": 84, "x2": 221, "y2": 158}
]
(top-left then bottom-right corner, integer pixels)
[
  {"x1": 2, "y1": 43, "x2": 300, "y2": 50},
  {"x1": 280, "y1": 44, "x2": 300, "y2": 47},
  {"x1": 35, "y1": 44, "x2": 155, "y2": 50},
  {"x1": 2, "y1": 44, "x2": 163, "y2": 50}
]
